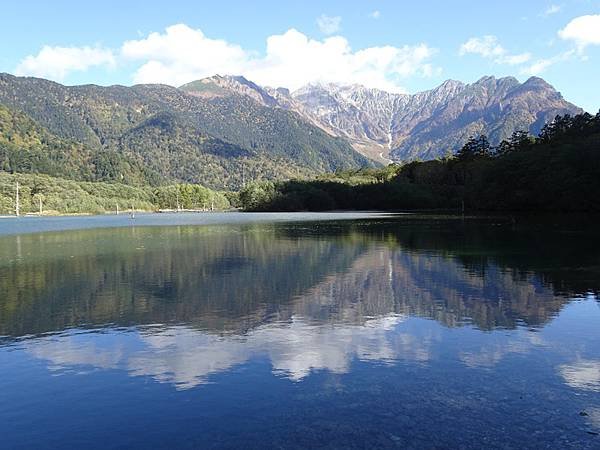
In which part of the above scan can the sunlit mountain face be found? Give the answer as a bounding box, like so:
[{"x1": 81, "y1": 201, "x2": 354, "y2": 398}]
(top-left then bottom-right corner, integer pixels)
[
  {"x1": 183, "y1": 74, "x2": 582, "y2": 163},
  {"x1": 1, "y1": 215, "x2": 599, "y2": 448}
]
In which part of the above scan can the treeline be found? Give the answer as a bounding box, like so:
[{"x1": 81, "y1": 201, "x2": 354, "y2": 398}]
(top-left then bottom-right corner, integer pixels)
[
  {"x1": 239, "y1": 111, "x2": 600, "y2": 212},
  {"x1": 0, "y1": 172, "x2": 230, "y2": 215}
]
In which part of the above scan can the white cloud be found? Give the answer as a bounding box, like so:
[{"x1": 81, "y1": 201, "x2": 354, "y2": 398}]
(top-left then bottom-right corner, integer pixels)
[
  {"x1": 520, "y1": 50, "x2": 574, "y2": 75},
  {"x1": 460, "y1": 35, "x2": 505, "y2": 58},
  {"x1": 502, "y1": 53, "x2": 533, "y2": 65},
  {"x1": 369, "y1": 10, "x2": 381, "y2": 19},
  {"x1": 522, "y1": 58, "x2": 555, "y2": 75},
  {"x1": 14, "y1": 24, "x2": 437, "y2": 92},
  {"x1": 121, "y1": 24, "x2": 248, "y2": 86},
  {"x1": 122, "y1": 24, "x2": 438, "y2": 92},
  {"x1": 15, "y1": 45, "x2": 115, "y2": 81},
  {"x1": 543, "y1": 4, "x2": 562, "y2": 16},
  {"x1": 316, "y1": 14, "x2": 342, "y2": 35},
  {"x1": 559, "y1": 14, "x2": 600, "y2": 51},
  {"x1": 521, "y1": 15, "x2": 600, "y2": 76},
  {"x1": 459, "y1": 35, "x2": 531, "y2": 65}
]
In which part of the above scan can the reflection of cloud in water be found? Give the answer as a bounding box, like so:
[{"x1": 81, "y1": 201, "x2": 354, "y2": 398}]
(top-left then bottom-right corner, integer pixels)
[
  {"x1": 460, "y1": 345, "x2": 523, "y2": 369},
  {"x1": 559, "y1": 359, "x2": 600, "y2": 392},
  {"x1": 26, "y1": 314, "x2": 432, "y2": 389},
  {"x1": 585, "y1": 407, "x2": 600, "y2": 430},
  {"x1": 27, "y1": 337, "x2": 125, "y2": 372},
  {"x1": 261, "y1": 315, "x2": 415, "y2": 381},
  {"x1": 459, "y1": 333, "x2": 543, "y2": 369},
  {"x1": 128, "y1": 331, "x2": 250, "y2": 389}
]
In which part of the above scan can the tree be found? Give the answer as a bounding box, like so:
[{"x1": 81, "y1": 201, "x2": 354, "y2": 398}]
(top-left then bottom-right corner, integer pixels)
[
  {"x1": 508, "y1": 130, "x2": 532, "y2": 150},
  {"x1": 495, "y1": 139, "x2": 513, "y2": 157},
  {"x1": 457, "y1": 135, "x2": 492, "y2": 160},
  {"x1": 239, "y1": 181, "x2": 276, "y2": 211}
]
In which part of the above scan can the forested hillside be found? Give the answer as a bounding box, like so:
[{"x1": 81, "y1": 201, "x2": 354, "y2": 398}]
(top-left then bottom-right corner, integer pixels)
[
  {"x1": 240, "y1": 112, "x2": 600, "y2": 212},
  {"x1": 0, "y1": 73, "x2": 372, "y2": 190},
  {"x1": 0, "y1": 104, "x2": 154, "y2": 184},
  {"x1": 1, "y1": 72, "x2": 595, "y2": 215}
]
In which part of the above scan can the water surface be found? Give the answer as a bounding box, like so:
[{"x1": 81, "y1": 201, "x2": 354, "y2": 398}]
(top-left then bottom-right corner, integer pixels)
[{"x1": 0, "y1": 213, "x2": 599, "y2": 449}]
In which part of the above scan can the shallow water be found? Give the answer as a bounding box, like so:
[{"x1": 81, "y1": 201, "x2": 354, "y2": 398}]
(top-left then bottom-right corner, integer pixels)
[{"x1": 0, "y1": 213, "x2": 599, "y2": 449}]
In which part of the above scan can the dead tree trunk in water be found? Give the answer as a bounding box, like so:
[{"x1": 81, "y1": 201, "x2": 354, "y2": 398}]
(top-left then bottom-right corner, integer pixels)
[{"x1": 15, "y1": 182, "x2": 20, "y2": 217}]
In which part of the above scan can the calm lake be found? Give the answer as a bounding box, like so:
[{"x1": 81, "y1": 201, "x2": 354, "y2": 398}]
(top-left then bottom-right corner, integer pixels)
[{"x1": 0, "y1": 213, "x2": 599, "y2": 449}]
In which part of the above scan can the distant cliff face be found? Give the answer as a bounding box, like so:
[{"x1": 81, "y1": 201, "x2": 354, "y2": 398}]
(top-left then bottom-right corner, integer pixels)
[
  {"x1": 187, "y1": 74, "x2": 581, "y2": 163},
  {"x1": 290, "y1": 76, "x2": 582, "y2": 162}
]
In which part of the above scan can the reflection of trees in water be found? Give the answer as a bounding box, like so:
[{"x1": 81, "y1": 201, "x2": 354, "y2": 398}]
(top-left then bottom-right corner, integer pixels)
[
  {"x1": 0, "y1": 218, "x2": 597, "y2": 338},
  {"x1": 0, "y1": 224, "x2": 367, "y2": 336},
  {"x1": 377, "y1": 216, "x2": 600, "y2": 297}
]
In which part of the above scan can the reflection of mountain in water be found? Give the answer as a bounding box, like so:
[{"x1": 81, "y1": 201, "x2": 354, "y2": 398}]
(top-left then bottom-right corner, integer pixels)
[
  {"x1": 0, "y1": 224, "x2": 367, "y2": 336},
  {"x1": 0, "y1": 218, "x2": 598, "y2": 339},
  {"x1": 290, "y1": 247, "x2": 566, "y2": 330}
]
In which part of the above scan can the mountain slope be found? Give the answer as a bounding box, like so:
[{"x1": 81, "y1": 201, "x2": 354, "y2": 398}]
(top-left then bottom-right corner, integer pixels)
[
  {"x1": 187, "y1": 74, "x2": 582, "y2": 163},
  {"x1": 0, "y1": 72, "x2": 583, "y2": 186},
  {"x1": 0, "y1": 103, "x2": 153, "y2": 184},
  {"x1": 289, "y1": 76, "x2": 582, "y2": 162},
  {"x1": 238, "y1": 110, "x2": 600, "y2": 212},
  {"x1": 0, "y1": 73, "x2": 372, "y2": 189}
]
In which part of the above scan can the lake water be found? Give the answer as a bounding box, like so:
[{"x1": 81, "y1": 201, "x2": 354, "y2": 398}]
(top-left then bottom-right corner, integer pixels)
[{"x1": 0, "y1": 213, "x2": 599, "y2": 449}]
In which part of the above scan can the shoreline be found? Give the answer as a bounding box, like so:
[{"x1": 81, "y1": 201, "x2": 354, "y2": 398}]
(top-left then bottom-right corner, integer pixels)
[
  {"x1": 0, "y1": 209, "x2": 235, "y2": 219},
  {"x1": 0, "y1": 211, "x2": 398, "y2": 237}
]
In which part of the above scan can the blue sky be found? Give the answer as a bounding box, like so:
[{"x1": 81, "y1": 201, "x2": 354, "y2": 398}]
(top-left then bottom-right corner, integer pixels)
[{"x1": 1, "y1": 0, "x2": 599, "y2": 111}]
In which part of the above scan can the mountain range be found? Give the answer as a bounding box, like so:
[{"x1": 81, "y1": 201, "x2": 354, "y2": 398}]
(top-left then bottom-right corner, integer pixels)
[
  {"x1": 186, "y1": 74, "x2": 582, "y2": 163},
  {"x1": 0, "y1": 72, "x2": 582, "y2": 189},
  {"x1": 0, "y1": 73, "x2": 369, "y2": 189}
]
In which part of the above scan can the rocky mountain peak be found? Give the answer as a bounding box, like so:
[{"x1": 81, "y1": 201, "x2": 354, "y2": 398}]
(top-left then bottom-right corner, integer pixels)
[
  {"x1": 283, "y1": 76, "x2": 581, "y2": 162},
  {"x1": 523, "y1": 76, "x2": 553, "y2": 89},
  {"x1": 179, "y1": 74, "x2": 581, "y2": 164},
  {"x1": 180, "y1": 75, "x2": 279, "y2": 106}
]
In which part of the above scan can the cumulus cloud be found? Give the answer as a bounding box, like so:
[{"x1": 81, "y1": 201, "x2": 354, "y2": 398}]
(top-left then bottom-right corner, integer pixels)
[
  {"x1": 15, "y1": 45, "x2": 115, "y2": 80},
  {"x1": 14, "y1": 24, "x2": 437, "y2": 92},
  {"x1": 520, "y1": 14, "x2": 600, "y2": 75},
  {"x1": 521, "y1": 58, "x2": 555, "y2": 75},
  {"x1": 459, "y1": 35, "x2": 531, "y2": 65},
  {"x1": 121, "y1": 24, "x2": 248, "y2": 86},
  {"x1": 559, "y1": 14, "x2": 600, "y2": 51},
  {"x1": 122, "y1": 24, "x2": 437, "y2": 92},
  {"x1": 316, "y1": 14, "x2": 342, "y2": 35},
  {"x1": 369, "y1": 10, "x2": 381, "y2": 19}
]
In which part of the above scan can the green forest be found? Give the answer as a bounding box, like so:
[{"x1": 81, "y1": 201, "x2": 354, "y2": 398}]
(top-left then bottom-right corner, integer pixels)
[
  {"x1": 0, "y1": 172, "x2": 230, "y2": 215},
  {"x1": 239, "y1": 112, "x2": 600, "y2": 212},
  {"x1": 0, "y1": 74, "x2": 371, "y2": 191},
  {"x1": 1, "y1": 91, "x2": 599, "y2": 215}
]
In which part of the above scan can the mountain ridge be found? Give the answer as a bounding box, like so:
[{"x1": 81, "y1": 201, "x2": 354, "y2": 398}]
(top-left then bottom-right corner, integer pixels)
[
  {"x1": 0, "y1": 72, "x2": 371, "y2": 189},
  {"x1": 0, "y1": 72, "x2": 583, "y2": 188},
  {"x1": 188, "y1": 74, "x2": 581, "y2": 163}
]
